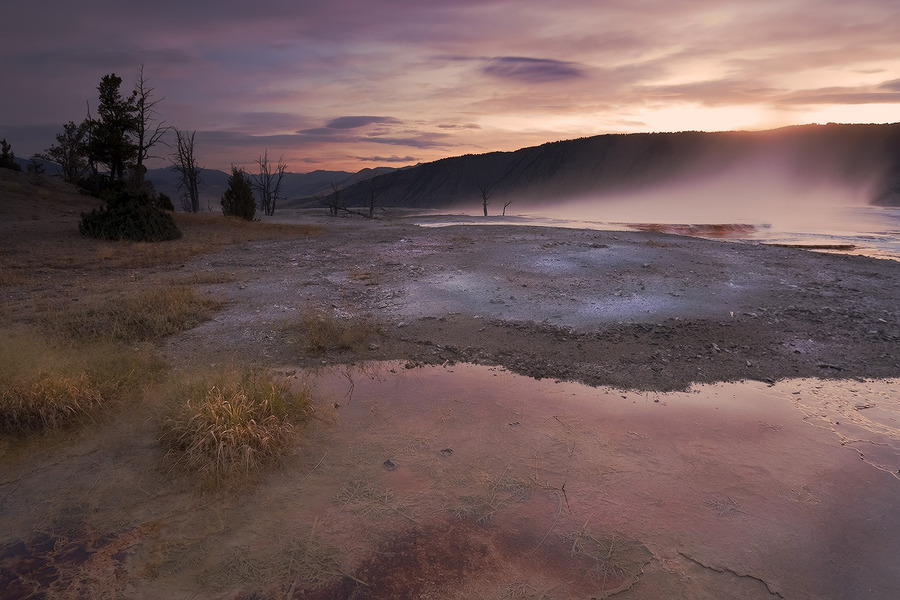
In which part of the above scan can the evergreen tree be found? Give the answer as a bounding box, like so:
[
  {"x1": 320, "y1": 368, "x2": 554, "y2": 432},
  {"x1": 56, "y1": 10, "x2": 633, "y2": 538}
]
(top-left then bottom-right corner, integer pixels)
[
  {"x1": 221, "y1": 167, "x2": 256, "y2": 221},
  {"x1": 88, "y1": 74, "x2": 139, "y2": 181},
  {"x1": 0, "y1": 139, "x2": 22, "y2": 171},
  {"x1": 41, "y1": 120, "x2": 90, "y2": 182}
]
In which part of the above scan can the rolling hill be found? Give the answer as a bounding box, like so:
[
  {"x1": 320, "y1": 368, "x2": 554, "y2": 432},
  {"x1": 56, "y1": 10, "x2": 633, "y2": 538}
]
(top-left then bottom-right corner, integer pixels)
[{"x1": 314, "y1": 123, "x2": 900, "y2": 211}]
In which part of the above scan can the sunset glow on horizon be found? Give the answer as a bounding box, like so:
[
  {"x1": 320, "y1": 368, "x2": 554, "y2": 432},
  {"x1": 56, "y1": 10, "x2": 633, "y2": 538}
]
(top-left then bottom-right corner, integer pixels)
[{"x1": 2, "y1": 0, "x2": 899, "y2": 173}]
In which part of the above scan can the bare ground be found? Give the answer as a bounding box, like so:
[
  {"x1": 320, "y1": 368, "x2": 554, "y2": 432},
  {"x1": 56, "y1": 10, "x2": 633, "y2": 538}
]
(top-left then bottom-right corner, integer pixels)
[{"x1": 162, "y1": 212, "x2": 900, "y2": 391}]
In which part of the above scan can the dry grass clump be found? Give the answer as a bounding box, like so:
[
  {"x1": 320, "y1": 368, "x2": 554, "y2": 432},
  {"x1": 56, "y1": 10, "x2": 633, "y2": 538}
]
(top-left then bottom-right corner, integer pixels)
[
  {"x1": 290, "y1": 306, "x2": 380, "y2": 355},
  {"x1": 49, "y1": 284, "x2": 223, "y2": 342},
  {"x1": 1, "y1": 372, "x2": 104, "y2": 433},
  {"x1": 0, "y1": 328, "x2": 163, "y2": 434},
  {"x1": 160, "y1": 370, "x2": 312, "y2": 480}
]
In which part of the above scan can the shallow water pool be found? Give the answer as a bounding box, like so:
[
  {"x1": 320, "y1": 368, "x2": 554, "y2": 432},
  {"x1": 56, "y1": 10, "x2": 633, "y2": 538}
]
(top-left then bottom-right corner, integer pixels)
[{"x1": 1, "y1": 363, "x2": 896, "y2": 599}]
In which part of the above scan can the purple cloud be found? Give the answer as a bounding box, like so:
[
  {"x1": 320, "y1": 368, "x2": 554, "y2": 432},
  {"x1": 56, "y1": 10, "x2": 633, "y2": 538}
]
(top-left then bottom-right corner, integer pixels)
[
  {"x1": 778, "y1": 88, "x2": 900, "y2": 105},
  {"x1": 326, "y1": 116, "x2": 402, "y2": 129},
  {"x1": 355, "y1": 155, "x2": 417, "y2": 163},
  {"x1": 481, "y1": 56, "x2": 585, "y2": 83}
]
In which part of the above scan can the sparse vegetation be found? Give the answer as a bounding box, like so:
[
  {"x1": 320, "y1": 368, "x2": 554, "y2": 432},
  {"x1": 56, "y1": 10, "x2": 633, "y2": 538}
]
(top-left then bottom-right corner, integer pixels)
[
  {"x1": 47, "y1": 284, "x2": 223, "y2": 342},
  {"x1": 159, "y1": 370, "x2": 312, "y2": 480},
  {"x1": 210, "y1": 530, "x2": 346, "y2": 592},
  {"x1": 0, "y1": 328, "x2": 162, "y2": 434},
  {"x1": 452, "y1": 470, "x2": 535, "y2": 523},
  {"x1": 289, "y1": 306, "x2": 380, "y2": 355}
]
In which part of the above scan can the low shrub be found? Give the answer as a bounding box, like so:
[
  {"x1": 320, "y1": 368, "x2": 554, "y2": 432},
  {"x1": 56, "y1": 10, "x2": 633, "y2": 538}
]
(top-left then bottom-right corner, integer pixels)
[
  {"x1": 156, "y1": 192, "x2": 175, "y2": 211},
  {"x1": 159, "y1": 370, "x2": 312, "y2": 480},
  {"x1": 80, "y1": 189, "x2": 182, "y2": 242}
]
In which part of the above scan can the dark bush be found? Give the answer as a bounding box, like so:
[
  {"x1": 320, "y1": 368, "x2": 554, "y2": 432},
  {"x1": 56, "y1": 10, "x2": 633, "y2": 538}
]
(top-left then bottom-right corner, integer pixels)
[
  {"x1": 79, "y1": 190, "x2": 182, "y2": 242},
  {"x1": 156, "y1": 192, "x2": 175, "y2": 211}
]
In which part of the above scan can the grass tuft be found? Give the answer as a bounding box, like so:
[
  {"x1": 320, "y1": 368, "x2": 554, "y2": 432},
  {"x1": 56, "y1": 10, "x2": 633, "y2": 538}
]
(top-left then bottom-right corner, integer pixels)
[
  {"x1": 0, "y1": 372, "x2": 104, "y2": 432},
  {"x1": 0, "y1": 328, "x2": 163, "y2": 434},
  {"x1": 290, "y1": 306, "x2": 380, "y2": 355},
  {"x1": 159, "y1": 370, "x2": 312, "y2": 481}
]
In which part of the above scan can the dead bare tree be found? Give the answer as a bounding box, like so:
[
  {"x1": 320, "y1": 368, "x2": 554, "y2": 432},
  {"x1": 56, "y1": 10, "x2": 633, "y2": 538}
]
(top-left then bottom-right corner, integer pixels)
[
  {"x1": 320, "y1": 182, "x2": 371, "y2": 218},
  {"x1": 502, "y1": 198, "x2": 514, "y2": 216},
  {"x1": 171, "y1": 129, "x2": 202, "y2": 212},
  {"x1": 134, "y1": 65, "x2": 170, "y2": 181},
  {"x1": 323, "y1": 183, "x2": 341, "y2": 215},
  {"x1": 476, "y1": 177, "x2": 495, "y2": 217},
  {"x1": 367, "y1": 176, "x2": 378, "y2": 219},
  {"x1": 252, "y1": 149, "x2": 287, "y2": 216}
]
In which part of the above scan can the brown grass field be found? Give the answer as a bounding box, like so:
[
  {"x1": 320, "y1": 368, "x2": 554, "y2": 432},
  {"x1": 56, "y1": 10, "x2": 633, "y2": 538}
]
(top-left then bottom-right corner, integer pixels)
[{"x1": 0, "y1": 168, "x2": 321, "y2": 457}]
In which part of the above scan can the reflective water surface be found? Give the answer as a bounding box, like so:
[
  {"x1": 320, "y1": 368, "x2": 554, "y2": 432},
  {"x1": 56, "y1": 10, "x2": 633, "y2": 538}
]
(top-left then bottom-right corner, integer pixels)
[
  {"x1": 411, "y1": 205, "x2": 900, "y2": 261},
  {"x1": 1, "y1": 364, "x2": 897, "y2": 599},
  {"x1": 296, "y1": 363, "x2": 899, "y2": 599}
]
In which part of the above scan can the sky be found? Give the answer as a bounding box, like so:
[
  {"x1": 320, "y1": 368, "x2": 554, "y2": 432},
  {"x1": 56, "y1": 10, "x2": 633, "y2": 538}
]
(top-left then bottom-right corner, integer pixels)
[{"x1": 2, "y1": 0, "x2": 899, "y2": 173}]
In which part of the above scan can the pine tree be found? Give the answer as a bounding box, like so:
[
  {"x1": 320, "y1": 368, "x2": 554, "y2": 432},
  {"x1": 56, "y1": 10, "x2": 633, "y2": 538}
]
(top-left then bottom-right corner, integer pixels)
[
  {"x1": 88, "y1": 74, "x2": 139, "y2": 181},
  {"x1": 41, "y1": 121, "x2": 90, "y2": 182},
  {"x1": 221, "y1": 167, "x2": 256, "y2": 221},
  {"x1": 0, "y1": 139, "x2": 22, "y2": 171}
]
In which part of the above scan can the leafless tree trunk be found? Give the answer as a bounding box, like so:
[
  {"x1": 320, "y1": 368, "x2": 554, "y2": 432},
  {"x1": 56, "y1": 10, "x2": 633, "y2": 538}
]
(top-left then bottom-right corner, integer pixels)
[
  {"x1": 502, "y1": 198, "x2": 513, "y2": 216},
  {"x1": 368, "y1": 176, "x2": 377, "y2": 219},
  {"x1": 134, "y1": 65, "x2": 169, "y2": 181},
  {"x1": 476, "y1": 178, "x2": 494, "y2": 217},
  {"x1": 318, "y1": 183, "x2": 369, "y2": 218},
  {"x1": 252, "y1": 150, "x2": 287, "y2": 216},
  {"x1": 323, "y1": 183, "x2": 341, "y2": 216},
  {"x1": 171, "y1": 129, "x2": 202, "y2": 213}
]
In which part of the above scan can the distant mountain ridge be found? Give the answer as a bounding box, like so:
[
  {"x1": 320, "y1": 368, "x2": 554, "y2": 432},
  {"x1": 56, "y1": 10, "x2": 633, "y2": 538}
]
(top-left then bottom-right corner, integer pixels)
[
  {"x1": 11, "y1": 155, "x2": 396, "y2": 208},
  {"x1": 17, "y1": 123, "x2": 900, "y2": 211},
  {"x1": 147, "y1": 166, "x2": 396, "y2": 208},
  {"x1": 319, "y1": 124, "x2": 900, "y2": 210}
]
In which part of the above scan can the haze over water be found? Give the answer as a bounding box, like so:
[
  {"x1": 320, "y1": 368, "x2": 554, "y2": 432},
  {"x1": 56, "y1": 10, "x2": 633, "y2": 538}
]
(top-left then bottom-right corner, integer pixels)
[{"x1": 415, "y1": 168, "x2": 900, "y2": 261}]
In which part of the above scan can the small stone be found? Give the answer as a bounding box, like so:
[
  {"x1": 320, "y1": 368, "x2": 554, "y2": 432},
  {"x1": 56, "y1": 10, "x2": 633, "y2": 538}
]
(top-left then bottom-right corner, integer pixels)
[{"x1": 383, "y1": 459, "x2": 396, "y2": 470}]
